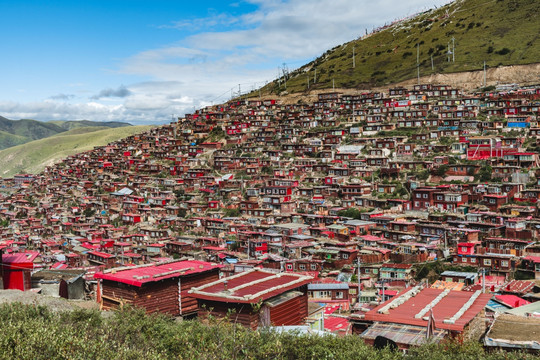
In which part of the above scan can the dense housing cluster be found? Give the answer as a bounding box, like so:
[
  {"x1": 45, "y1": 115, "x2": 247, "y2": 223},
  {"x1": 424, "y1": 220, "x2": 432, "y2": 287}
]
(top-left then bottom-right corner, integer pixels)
[{"x1": 1, "y1": 83, "x2": 539, "y2": 351}]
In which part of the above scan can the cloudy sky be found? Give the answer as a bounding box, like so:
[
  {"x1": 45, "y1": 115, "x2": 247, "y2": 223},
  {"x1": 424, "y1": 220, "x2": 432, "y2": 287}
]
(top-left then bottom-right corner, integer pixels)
[{"x1": 0, "y1": 0, "x2": 451, "y2": 125}]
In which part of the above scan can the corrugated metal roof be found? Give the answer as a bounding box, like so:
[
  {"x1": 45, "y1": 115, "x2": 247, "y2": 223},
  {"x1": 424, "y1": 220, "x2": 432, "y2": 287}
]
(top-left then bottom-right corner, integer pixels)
[
  {"x1": 361, "y1": 322, "x2": 445, "y2": 345},
  {"x1": 189, "y1": 268, "x2": 312, "y2": 304},
  {"x1": 308, "y1": 283, "x2": 349, "y2": 290},
  {"x1": 362, "y1": 287, "x2": 492, "y2": 332},
  {"x1": 94, "y1": 260, "x2": 220, "y2": 287},
  {"x1": 440, "y1": 271, "x2": 478, "y2": 280},
  {"x1": 1, "y1": 252, "x2": 39, "y2": 264}
]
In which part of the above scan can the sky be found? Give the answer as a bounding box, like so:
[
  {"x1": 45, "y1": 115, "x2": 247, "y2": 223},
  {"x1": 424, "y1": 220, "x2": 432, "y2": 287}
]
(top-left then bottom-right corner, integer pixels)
[{"x1": 0, "y1": 0, "x2": 452, "y2": 125}]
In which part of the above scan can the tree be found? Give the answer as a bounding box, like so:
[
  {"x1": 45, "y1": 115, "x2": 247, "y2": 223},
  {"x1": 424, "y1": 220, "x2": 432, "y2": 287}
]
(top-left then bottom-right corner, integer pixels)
[
  {"x1": 223, "y1": 208, "x2": 240, "y2": 217},
  {"x1": 436, "y1": 165, "x2": 449, "y2": 177},
  {"x1": 477, "y1": 165, "x2": 492, "y2": 182}
]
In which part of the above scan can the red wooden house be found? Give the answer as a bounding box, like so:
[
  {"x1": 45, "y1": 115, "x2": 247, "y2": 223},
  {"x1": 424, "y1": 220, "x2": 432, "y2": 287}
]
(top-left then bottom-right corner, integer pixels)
[
  {"x1": 190, "y1": 268, "x2": 313, "y2": 329},
  {"x1": 94, "y1": 260, "x2": 221, "y2": 317},
  {"x1": 1, "y1": 252, "x2": 40, "y2": 291}
]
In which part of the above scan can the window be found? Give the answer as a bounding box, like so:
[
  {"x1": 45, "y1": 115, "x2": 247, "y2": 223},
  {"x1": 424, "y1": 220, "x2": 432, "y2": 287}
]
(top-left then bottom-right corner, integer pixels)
[
  {"x1": 311, "y1": 264, "x2": 317, "y2": 270},
  {"x1": 483, "y1": 259, "x2": 491, "y2": 266},
  {"x1": 342, "y1": 253, "x2": 349, "y2": 259},
  {"x1": 299, "y1": 264, "x2": 306, "y2": 270},
  {"x1": 471, "y1": 258, "x2": 476, "y2": 263},
  {"x1": 423, "y1": 194, "x2": 428, "y2": 198},
  {"x1": 335, "y1": 291, "x2": 344, "y2": 299},
  {"x1": 501, "y1": 260, "x2": 509, "y2": 267},
  {"x1": 286, "y1": 264, "x2": 293, "y2": 270},
  {"x1": 462, "y1": 257, "x2": 467, "y2": 263}
]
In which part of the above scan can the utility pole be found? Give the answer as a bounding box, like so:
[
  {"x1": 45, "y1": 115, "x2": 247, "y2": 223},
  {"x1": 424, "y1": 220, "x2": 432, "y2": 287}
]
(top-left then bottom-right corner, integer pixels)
[
  {"x1": 431, "y1": 55, "x2": 434, "y2": 71},
  {"x1": 417, "y1": 43, "x2": 420, "y2": 85},
  {"x1": 357, "y1": 256, "x2": 361, "y2": 304},
  {"x1": 484, "y1": 60, "x2": 486, "y2": 87},
  {"x1": 353, "y1": 46, "x2": 356, "y2": 68},
  {"x1": 447, "y1": 43, "x2": 451, "y2": 62},
  {"x1": 452, "y1": 37, "x2": 455, "y2": 62},
  {"x1": 238, "y1": 84, "x2": 241, "y2": 97}
]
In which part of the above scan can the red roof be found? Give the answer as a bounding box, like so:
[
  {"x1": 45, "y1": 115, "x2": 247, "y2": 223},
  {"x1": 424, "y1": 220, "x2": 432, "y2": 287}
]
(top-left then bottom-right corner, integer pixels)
[
  {"x1": 362, "y1": 287, "x2": 491, "y2": 332},
  {"x1": 501, "y1": 280, "x2": 535, "y2": 295},
  {"x1": 495, "y1": 295, "x2": 530, "y2": 308},
  {"x1": 88, "y1": 251, "x2": 115, "y2": 258},
  {"x1": 324, "y1": 316, "x2": 350, "y2": 333},
  {"x1": 94, "y1": 260, "x2": 220, "y2": 287},
  {"x1": 523, "y1": 255, "x2": 540, "y2": 264},
  {"x1": 1, "y1": 252, "x2": 39, "y2": 264},
  {"x1": 189, "y1": 268, "x2": 313, "y2": 304}
]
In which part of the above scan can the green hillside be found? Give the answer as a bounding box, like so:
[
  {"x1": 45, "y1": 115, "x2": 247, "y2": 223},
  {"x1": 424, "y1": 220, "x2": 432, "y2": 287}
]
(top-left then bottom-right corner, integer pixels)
[
  {"x1": 0, "y1": 116, "x2": 66, "y2": 149},
  {"x1": 0, "y1": 130, "x2": 28, "y2": 149},
  {"x1": 47, "y1": 120, "x2": 131, "y2": 131},
  {"x1": 261, "y1": 0, "x2": 540, "y2": 94},
  {"x1": 0, "y1": 116, "x2": 134, "y2": 151},
  {"x1": 0, "y1": 125, "x2": 153, "y2": 177}
]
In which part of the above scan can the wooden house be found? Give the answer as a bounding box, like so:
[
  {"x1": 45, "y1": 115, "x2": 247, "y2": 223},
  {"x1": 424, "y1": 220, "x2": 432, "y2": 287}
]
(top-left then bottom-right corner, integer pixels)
[
  {"x1": 190, "y1": 268, "x2": 313, "y2": 330},
  {"x1": 94, "y1": 260, "x2": 221, "y2": 317}
]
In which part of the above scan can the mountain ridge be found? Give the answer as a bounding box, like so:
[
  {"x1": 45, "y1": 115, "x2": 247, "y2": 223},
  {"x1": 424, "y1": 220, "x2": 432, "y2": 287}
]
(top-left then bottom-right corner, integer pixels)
[
  {"x1": 0, "y1": 116, "x2": 132, "y2": 151},
  {"x1": 258, "y1": 0, "x2": 540, "y2": 95}
]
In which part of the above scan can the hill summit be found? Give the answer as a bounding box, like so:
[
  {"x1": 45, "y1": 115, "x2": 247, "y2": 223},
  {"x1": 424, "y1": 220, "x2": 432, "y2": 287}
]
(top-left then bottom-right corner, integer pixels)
[{"x1": 262, "y1": 0, "x2": 540, "y2": 94}]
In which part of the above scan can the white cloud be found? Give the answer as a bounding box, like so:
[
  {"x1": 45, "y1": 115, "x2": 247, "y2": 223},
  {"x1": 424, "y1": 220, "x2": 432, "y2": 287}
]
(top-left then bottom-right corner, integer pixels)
[{"x1": 1, "y1": 0, "x2": 452, "y2": 124}]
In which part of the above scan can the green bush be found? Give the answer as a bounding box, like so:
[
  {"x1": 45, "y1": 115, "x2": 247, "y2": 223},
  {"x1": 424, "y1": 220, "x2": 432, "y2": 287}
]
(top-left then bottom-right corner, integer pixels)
[{"x1": 0, "y1": 303, "x2": 535, "y2": 360}]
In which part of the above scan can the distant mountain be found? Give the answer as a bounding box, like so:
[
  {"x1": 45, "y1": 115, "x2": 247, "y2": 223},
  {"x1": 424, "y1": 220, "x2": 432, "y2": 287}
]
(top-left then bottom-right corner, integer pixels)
[
  {"x1": 0, "y1": 116, "x2": 132, "y2": 150},
  {"x1": 0, "y1": 125, "x2": 153, "y2": 177},
  {"x1": 47, "y1": 120, "x2": 131, "y2": 131},
  {"x1": 260, "y1": 0, "x2": 540, "y2": 94}
]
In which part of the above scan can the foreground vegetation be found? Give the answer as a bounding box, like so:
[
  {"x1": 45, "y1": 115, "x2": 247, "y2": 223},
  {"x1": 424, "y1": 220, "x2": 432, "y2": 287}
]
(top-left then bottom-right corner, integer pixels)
[{"x1": 0, "y1": 303, "x2": 535, "y2": 360}]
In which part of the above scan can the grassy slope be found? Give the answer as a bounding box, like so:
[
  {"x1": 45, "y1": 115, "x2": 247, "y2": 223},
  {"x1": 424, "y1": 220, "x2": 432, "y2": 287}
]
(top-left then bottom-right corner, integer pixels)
[
  {"x1": 0, "y1": 125, "x2": 153, "y2": 177},
  {"x1": 260, "y1": 0, "x2": 540, "y2": 94},
  {"x1": 0, "y1": 117, "x2": 66, "y2": 141},
  {"x1": 0, "y1": 130, "x2": 28, "y2": 149},
  {"x1": 47, "y1": 120, "x2": 132, "y2": 130}
]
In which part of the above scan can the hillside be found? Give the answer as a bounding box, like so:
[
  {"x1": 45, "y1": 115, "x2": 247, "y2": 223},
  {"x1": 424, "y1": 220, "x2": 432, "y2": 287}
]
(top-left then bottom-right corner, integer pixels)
[
  {"x1": 47, "y1": 120, "x2": 131, "y2": 131},
  {"x1": 0, "y1": 116, "x2": 66, "y2": 149},
  {"x1": 0, "y1": 116, "x2": 133, "y2": 151},
  {"x1": 0, "y1": 125, "x2": 153, "y2": 177},
  {"x1": 260, "y1": 0, "x2": 540, "y2": 95}
]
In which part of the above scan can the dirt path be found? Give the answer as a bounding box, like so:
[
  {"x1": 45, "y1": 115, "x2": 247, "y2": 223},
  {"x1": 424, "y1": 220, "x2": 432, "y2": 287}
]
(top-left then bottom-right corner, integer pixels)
[
  {"x1": 263, "y1": 63, "x2": 540, "y2": 104},
  {"x1": 0, "y1": 289, "x2": 98, "y2": 311}
]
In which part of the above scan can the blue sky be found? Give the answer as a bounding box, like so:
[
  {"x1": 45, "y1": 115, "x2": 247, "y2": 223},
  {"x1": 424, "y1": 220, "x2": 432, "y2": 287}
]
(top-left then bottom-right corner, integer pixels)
[{"x1": 0, "y1": 0, "x2": 451, "y2": 124}]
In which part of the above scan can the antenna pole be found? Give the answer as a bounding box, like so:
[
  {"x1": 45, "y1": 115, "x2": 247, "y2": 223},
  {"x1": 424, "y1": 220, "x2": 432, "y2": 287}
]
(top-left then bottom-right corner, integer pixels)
[{"x1": 417, "y1": 43, "x2": 420, "y2": 85}]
